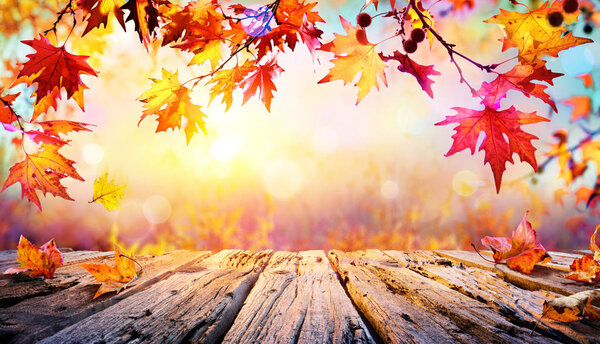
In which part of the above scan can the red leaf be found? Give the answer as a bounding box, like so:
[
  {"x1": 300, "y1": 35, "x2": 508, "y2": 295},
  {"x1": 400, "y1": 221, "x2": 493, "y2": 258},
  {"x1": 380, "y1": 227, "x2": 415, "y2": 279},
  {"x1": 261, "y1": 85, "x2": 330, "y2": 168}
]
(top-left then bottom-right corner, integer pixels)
[
  {"x1": 0, "y1": 92, "x2": 19, "y2": 124},
  {"x1": 14, "y1": 35, "x2": 97, "y2": 119},
  {"x1": 4, "y1": 235, "x2": 64, "y2": 279},
  {"x1": 481, "y1": 211, "x2": 550, "y2": 274},
  {"x1": 241, "y1": 56, "x2": 283, "y2": 112},
  {"x1": 435, "y1": 106, "x2": 548, "y2": 192},
  {"x1": 380, "y1": 50, "x2": 440, "y2": 98}
]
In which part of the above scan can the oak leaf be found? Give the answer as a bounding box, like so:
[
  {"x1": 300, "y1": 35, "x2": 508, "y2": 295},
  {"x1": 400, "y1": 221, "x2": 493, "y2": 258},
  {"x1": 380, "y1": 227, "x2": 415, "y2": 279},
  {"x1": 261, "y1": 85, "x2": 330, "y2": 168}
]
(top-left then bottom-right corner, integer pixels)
[
  {"x1": 2, "y1": 144, "x2": 84, "y2": 210},
  {"x1": 543, "y1": 289, "x2": 600, "y2": 322},
  {"x1": 380, "y1": 50, "x2": 440, "y2": 98},
  {"x1": 481, "y1": 211, "x2": 551, "y2": 274},
  {"x1": 14, "y1": 35, "x2": 97, "y2": 120},
  {"x1": 435, "y1": 106, "x2": 548, "y2": 192},
  {"x1": 91, "y1": 172, "x2": 126, "y2": 211},
  {"x1": 319, "y1": 16, "x2": 387, "y2": 104},
  {"x1": 80, "y1": 244, "x2": 139, "y2": 299},
  {"x1": 138, "y1": 69, "x2": 207, "y2": 144},
  {"x1": 4, "y1": 235, "x2": 64, "y2": 279}
]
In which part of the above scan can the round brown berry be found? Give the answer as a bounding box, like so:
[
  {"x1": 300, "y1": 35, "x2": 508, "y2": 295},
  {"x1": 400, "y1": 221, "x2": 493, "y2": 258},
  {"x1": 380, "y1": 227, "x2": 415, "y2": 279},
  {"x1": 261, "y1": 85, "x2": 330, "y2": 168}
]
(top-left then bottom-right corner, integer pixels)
[
  {"x1": 410, "y1": 28, "x2": 425, "y2": 43},
  {"x1": 563, "y1": 0, "x2": 578, "y2": 13},
  {"x1": 403, "y1": 39, "x2": 418, "y2": 54},
  {"x1": 584, "y1": 23, "x2": 593, "y2": 34},
  {"x1": 547, "y1": 11, "x2": 564, "y2": 27},
  {"x1": 356, "y1": 12, "x2": 372, "y2": 28},
  {"x1": 355, "y1": 29, "x2": 370, "y2": 45}
]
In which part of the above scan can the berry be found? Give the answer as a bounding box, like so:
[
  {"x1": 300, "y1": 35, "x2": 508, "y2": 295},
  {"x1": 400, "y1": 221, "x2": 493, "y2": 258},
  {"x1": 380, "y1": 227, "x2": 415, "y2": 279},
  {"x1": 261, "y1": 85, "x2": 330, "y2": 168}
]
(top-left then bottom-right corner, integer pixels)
[
  {"x1": 584, "y1": 23, "x2": 593, "y2": 34},
  {"x1": 356, "y1": 12, "x2": 372, "y2": 28},
  {"x1": 547, "y1": 11, "x2": 564, "y2": 27},
  {"x1": 403, "y1": 39, "x2": 418, "y2": 54},
  {"x1": 563, "y1": 0, "x2": 578, "y2": 13},
  {"x1": 355, "y1": 29, "x2": 370, "y2": 45},
  {"x1": 411, "y1": 28, "x2": 425, "y2": 43}
]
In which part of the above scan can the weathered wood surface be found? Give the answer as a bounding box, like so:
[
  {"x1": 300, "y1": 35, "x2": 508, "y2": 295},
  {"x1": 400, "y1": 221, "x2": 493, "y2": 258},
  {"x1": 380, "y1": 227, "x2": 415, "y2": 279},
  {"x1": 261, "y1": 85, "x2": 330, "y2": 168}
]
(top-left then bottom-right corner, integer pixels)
[{"x1": 0, "y1": 248, "x2": 598, "y2": 344}]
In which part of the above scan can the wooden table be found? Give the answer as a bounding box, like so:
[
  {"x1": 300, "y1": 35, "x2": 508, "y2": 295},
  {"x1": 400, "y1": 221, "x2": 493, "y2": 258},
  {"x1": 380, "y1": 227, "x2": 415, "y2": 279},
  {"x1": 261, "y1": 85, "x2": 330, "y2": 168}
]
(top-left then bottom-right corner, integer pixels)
[{"x1": 0, "y1": 249, "x2": 598, "y2": 343}]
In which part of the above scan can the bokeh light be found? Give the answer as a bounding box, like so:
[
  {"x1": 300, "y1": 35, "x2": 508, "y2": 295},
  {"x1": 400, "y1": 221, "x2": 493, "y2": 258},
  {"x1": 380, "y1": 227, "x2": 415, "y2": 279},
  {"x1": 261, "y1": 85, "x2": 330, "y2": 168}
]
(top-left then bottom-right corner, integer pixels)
[
  {"x1": 82, "y1": 143, "x2": 104, "y2": 165},
  {"x1": 263, "y1": 159, "x2": 302, "y2": 199},
  {"x1": 143, "y1": 195, "x2": 172, "y2": 224}
]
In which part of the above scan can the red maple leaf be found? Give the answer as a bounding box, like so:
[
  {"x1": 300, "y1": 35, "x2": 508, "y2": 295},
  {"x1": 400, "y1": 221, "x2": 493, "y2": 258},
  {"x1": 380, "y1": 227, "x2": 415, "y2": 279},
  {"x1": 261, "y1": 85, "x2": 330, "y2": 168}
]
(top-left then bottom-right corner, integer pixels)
[
  {"x1": 0, "y1": 91, "x2": 19, "y2": 124},
  {"x1": 241, "y1": 56, "x2": 284, "y2": 112},
  {"x1": 481, "y1": 210, "x2": 550, "y2": 274},
  {"x1": 380, "y1": 50, "x2": 440, "y2": 98},
  {"x1": 435, "y1": 106, "x2": 548, "y2": 192},
  {"x1": 14, "y1": 35, "x2": 97, "y2": 119}
]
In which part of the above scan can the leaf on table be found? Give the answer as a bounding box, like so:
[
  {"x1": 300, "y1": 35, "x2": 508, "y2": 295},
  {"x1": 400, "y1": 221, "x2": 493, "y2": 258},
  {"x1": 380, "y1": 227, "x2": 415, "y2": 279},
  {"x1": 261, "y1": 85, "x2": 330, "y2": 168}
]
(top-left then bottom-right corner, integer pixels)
[
  {"x1": 2, "y1": 144, "x2": 84, "y2": 210},
  {"x1": 380, "y1": 50, "x2": 440, "y2": 98},
  {"x1": 4, "y1": 235, "x2": 64, "y2": 279},
  {"x1": 138, "y1": 69, "x2": 207, "y2": 144},
  {"x1": 13, "y1": 35, "x2": 98, "y2": 121},
  {"x1": 91, "y1": 172, "x2": 126, "y2": 211},
  {"x1": 435, "y1": 106, "x2": 548, "y2": 192},
  {"x1": 80, "y1": 243, "x2": 140, "y2": 299},
  {"x1": 543, "y1": 289, "x2": 600, "y2": 322},
  {"x1": 566, "y1": 226, "x2": 600, "y2": 283},
  {"x1": 318, "y1": 16, "x2": 387, "y2": 104},
  {"x1": 481, "y1": 210, "x2": 551, "y2": 274}
]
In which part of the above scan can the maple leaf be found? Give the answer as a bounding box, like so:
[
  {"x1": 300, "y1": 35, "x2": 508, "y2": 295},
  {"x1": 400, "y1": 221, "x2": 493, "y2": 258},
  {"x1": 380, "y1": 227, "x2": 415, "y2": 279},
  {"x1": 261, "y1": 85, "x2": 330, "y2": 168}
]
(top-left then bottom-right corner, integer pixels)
[
  {"x1": 172, "y1": 13, "x2": 226, "y2": 70},
  {"x1": 478, "y1": 64, "x2": 560, "y2": 111},
  {"x1": 566, "y1": 226, "x2": 600, "y2": 283},
  {"x1": 319, "y1": 16, "x2": 387, "y2": 104},
  {"x1": 518, "y1": 31, "x2": 593, "y2": 67},
  {"x1": 435, "y1": 106, "x2": 549, "y2": 192},
  {"x1": 563, "y1": 96, "x2": 592, "y2": 121},
  {"x1": 91, "y1": 172, "x2": 126, "y2": 211},
  {"x1": 0, "y1": 91, "x2": 19, "y2": 124},
  {"x1": 207, "y1": 61, "x2": 254, "y2": 111},
  {"x1": 80, "y1": 244, "x2": 140, "y2": 299},
  {"x1": 4, "y1": 235, "x2": 63, "y2": 279},
  {"x1": 543, "y1": 289, "x2": 600, "y2": 322},
  {"x1": 481, "y1": 211, "x2": 551, "y2": 274},
  {"x1": 138, "y1": 69, "x2": 207, "y2": 144},
  {"x1": 380, "y1": 50, "x2": 440, "y2": 98},
  {"x1": 121, "y1": 0, "x2": 159, "y2": 48},
  {"x1": 485, "y1": 1, "x2": 565, "y2": 53},
  {"x1": 547, "y1": 130, "x2": 586, "y2": 186},
  {"x1": 14, "y1": 35, "x2": 97, "y2": 120},
  {"x1": 159, "y1": 0, "x2": 223, "y2": 46},
  {"x1": 2, "y1": 144, "x2": 84, "y2": 210},
  {"x1": 241, "y1": 56, "x2": 284, "y2": 112},
  {"x1": 76, "y1": 0, "x2": 127, "y2": 35}
]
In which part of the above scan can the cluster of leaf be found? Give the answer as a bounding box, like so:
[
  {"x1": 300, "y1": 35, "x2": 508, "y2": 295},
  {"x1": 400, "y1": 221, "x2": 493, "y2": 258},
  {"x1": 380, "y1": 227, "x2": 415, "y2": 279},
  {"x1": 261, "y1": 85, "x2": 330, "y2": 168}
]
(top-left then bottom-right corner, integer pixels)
[
  {"x1": 0, "y1": 0, "x2": 324, "y2": 209},
  {"x1": 4, "y1": 235, "x2": 140, "y2": 299}
]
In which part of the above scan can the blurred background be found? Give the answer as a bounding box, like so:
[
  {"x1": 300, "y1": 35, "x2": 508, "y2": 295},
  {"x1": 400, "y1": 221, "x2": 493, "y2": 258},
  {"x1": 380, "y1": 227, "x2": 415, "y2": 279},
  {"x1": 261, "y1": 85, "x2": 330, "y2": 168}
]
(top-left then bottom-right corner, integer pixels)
[{"x1": 1, "y1": 0, "x2": 599, "y2": 254}]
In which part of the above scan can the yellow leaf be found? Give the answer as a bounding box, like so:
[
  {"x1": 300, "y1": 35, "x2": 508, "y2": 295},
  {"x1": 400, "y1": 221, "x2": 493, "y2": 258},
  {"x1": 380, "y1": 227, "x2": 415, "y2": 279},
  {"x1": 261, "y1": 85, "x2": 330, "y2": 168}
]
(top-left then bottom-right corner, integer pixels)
[{"x1": 91, "y1": 172, "x2": 126, "y2": 211}]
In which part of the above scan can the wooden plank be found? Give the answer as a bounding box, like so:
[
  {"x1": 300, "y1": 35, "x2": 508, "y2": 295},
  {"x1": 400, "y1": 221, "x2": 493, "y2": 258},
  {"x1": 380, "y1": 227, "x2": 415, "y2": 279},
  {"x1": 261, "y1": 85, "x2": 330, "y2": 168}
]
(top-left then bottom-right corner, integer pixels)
[
  {"x1": 36, "y1": 250, "x2": 271, "y2": 344},
  {"x1": 385, "y1": 250, "x2": 600, "y2": 344},
  {"x1": 222, "y1": 250, "x2": 375, "y2": 344},
  {"x1": 0, "y1": 250, "x2": 211, "y2": 343},
  {"x1": 435, "y1": 250, "x2": 590, "y2": 296},
  {"x1": 329, "y1": 249, "x2": 560, "y2": 344}
]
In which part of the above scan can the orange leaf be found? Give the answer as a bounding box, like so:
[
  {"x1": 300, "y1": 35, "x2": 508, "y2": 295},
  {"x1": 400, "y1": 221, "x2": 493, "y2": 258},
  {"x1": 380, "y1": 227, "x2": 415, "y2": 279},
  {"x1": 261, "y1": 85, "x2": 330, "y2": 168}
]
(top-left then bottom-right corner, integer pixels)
[
  {"x1": 543, "y1": 289, "x2": 600, "y2": 322},
  {"x1": 241, "y1": 56, "x2": 283, "y2": 112},
  {"x1": 76, "y1": 0, "x2": 127, "y2": 35},
  {"x1": 563, "y1": 96, "x2": 592, "y2": 121},
  {"x1": 80, "y1": 244, "x2": 138, "y2": 299},
  {"x1": 318, "y1": 16, "x2": 387, "y2": 104},
  {"x1": 4, "y1": 235, "x2": 64, "y2": 279},
  {"x1": 481, "y1": 211, "x2": 550, "y2": 274},
  {"x1": 2, "y1": 144, "x2": 84, "y2": 210}
]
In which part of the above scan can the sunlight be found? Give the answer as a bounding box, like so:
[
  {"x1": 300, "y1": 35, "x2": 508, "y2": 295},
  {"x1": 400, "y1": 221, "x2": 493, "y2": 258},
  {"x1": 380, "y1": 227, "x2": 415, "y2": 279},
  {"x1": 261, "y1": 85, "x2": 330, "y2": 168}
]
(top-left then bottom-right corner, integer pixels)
[
  {"x1": 143, "y1": 195, "x2": 172, "y2": 224},
  {"x1": 82, "y1": 143, "x2": 104, "y2": 165},
  {"x1": 209, "y1": 139, "x2": 237, "y2": 162},
  {"x1": 263, "y1": 159, "x2": 302, "y2": 199}
]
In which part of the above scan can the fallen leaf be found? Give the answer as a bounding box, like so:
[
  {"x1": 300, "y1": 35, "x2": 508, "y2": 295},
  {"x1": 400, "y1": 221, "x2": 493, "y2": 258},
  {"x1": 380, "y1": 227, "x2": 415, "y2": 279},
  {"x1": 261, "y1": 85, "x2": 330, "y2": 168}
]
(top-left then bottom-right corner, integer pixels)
[
  {"x1": 566, "y1": 226, "x2": 600, "y2": 283},
  {"x1": 80, "y1": 243, "x2": 140, "y2": 299},
  {"x1": 543, "y1": 289, "x2": 600, "y2": 322},
  {"x1": 91, "y1": 172, "x2": 126, "y2": 211},
  {"x1": 4, "y1": 235, "x2": 63, "y2": 278},
  {"x1": 481, "y1": 210, "x2": 551, "y2": 274}
]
